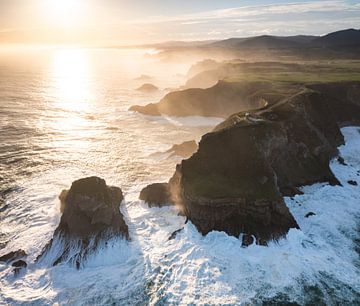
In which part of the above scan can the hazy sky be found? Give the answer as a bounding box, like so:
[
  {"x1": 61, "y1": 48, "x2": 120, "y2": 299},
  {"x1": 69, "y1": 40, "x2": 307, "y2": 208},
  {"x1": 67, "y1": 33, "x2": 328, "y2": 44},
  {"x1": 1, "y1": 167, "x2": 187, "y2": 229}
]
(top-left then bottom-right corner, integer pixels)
[{"x1": 0, "y1": 0, "x2": 359, "y2": 45}]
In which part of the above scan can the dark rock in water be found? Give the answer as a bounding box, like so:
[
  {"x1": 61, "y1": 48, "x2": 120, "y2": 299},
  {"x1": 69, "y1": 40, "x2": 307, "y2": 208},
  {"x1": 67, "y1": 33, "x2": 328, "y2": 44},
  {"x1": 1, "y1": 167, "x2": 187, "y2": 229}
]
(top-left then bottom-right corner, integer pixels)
[
  {"x1": 166, "y1": 82, "x2": 360, "y2": 244},
  {"x1": 12, "y1": 260, "x2": 27, "y2": 275},
  {"x1": 168, "y1": 227, "x2": 184, "y2": 240},
  {"x1": 11, "y1": 260, "x2": 27, "y2": 268},
  {"x1": 241, "y1": 234, "x2": 254, "y2": 247},
  {"x1": 305, "y1": 212, "x2": 316, "y2": 218},
  {"x1": 38, "y1": 176, "x2": 129, "y2": 266},
  {"x1": 256, "y1": 238, "x2": 268, "y2": 246},
  {"x1": 139, "y1": 183, "x2": 173, "y2": 207},
  {"x1": 130, "y1": 81, "x2": 272, "y2": 118},
  {"x1": 0, "y1": 250, "x2": 27, "y2": 263},
  {"x1": 337, "y1": 156, "x2": 347, "y2": 165},
  {"x1": 58, "y1": 176, "x2": 128, "y2": 238},
  {"x1": 136, "y1": 83, "x2": 158, "y2": 92},
  {"x1": 166, "y1": 140, "x2": 198, "y2": 159},
  {"x1": 348, "y1": 180, "x2": 358, "y2": 186}
]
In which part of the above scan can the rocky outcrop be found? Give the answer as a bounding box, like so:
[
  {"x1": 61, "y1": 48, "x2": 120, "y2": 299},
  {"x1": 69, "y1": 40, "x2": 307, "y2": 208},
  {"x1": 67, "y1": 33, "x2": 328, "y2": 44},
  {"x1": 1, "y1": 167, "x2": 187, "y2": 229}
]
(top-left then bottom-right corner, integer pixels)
[
  {"x1": 139, "y1": 183, "x2": 173, "y2": 207},
  {"x1": 166, "y1": 81, "x2": 360, "y2": 244},
  {"x1": 57, "y1": 176, "x2": 128, "y2": 238},
  {"x1": 39, "y1": 177, "x2": 128, "y2": 266},
  {"x1": 165, "y1": 140, "x2": 198, "y2": 158},
  {"x1": 12, "y1": 260, "x2": 27, "y2": 275},
  {"x1": 186, "y1": 59, "x2": 221, "y2": 79},
  {"x1": 130, "y1": 81, "x2": 274, "y2": 118},
  {"x1": 0, "y1": 250, "x2": 27, "y2": 263},
  {"x1": 136, "y1": 83, "x2": 158, "y2": 92}
]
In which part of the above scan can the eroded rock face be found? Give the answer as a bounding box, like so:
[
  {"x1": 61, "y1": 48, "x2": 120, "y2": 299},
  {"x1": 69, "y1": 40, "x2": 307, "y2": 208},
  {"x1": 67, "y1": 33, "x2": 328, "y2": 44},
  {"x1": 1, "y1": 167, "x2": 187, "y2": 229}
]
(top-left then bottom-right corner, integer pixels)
[
  {"x1": 39, "y1": 177, "x2": 128, "y2": 266},
  {"x1": 130, "y1": 81, "x2": 273, "y2": 118},
  {"x1": 139, "y1": 183, "x2": 172, "y2": 207},
  {"x1": 58, "y1": 176, "x2": 128, "y2": 238},
  {"x1": 166, "y1": 140, "x2": 198, "y2": 159},
  {"x1": 168, "y1": 82, "x2": 360, "y2": 244},
  {"x1": 0, "y1": 250, "x2": 27, "y2": 263}
]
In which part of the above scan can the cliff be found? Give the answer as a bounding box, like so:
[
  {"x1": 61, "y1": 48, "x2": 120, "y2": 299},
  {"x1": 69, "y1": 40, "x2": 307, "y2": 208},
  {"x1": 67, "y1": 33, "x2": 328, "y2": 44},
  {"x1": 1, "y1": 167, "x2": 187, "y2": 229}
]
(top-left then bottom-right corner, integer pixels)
[
  {"x1": 130, "y1": 81, "x2": 282, "y2": 118},
  {"x1": 167, "y1": 82, "x2": 360, "y2": 243}
]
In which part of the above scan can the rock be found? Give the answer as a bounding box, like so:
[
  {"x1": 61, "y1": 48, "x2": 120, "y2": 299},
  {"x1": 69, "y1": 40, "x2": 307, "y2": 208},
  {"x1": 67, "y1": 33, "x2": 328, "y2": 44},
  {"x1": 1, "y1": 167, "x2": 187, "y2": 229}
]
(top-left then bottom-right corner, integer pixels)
[
  {"x1": 337, "y1": 156, "x2": 347, "y2": 165},
  {"x1": 136, "y1": 83, "x2": 158, "y2": 92},
  {"x1": 0, "y1": 250, "x2": 27, "y2": 263},
  {"x1": 305, "y1": 212, "x2": 316, "y2": 218},
  {"x1": 139, "y1": 183, "x2": 173, "y2": 207},
  {"x1": 165, "y1": 140, "x2": 198, "y2": 159},
  {"x1": 348, "y1": 180, "x2": 358, "y2": 186},
  {"x1": 168, "y1": 228, "x2": 184, "y2": 240},
  {"x1": 187, "y1": 59, "x2": 220, "y2": 79},
  {"x1": 130, "y1": 81, "x2": 273, "y2": 118},
  {"x1": 11, "y1": 260, "x2": 27, "y2": 268},
  {"x1": 241, "y1": 234, "x2": 254, "y2": 247},
  {"x1": 57, "y1": 176, "x2": 128, "y2": 238},
  {"x1": 12, "y1": 260, "x2": 27, "y2": 275},
  {"x1": 38, "y1": 177, "x2": 129, "y2": 266},
  {"x1": 166, "y1": 82, "x2": 360, "y2": 243}
]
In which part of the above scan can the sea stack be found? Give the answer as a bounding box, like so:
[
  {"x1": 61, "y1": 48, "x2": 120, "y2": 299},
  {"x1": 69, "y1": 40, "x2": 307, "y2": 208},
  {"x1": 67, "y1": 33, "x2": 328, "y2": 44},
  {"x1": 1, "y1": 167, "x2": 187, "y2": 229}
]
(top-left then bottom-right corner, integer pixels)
[{"x1": 39, "y1": 176, "x2": 128, "y2": 266}]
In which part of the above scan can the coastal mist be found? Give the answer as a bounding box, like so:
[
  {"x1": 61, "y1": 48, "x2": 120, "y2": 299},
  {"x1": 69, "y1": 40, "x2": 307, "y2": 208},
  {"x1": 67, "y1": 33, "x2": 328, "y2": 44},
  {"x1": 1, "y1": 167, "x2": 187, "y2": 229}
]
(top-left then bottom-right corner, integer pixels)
[{"x1": 1, "y1": 47, "x2": 359, "y2": 305}]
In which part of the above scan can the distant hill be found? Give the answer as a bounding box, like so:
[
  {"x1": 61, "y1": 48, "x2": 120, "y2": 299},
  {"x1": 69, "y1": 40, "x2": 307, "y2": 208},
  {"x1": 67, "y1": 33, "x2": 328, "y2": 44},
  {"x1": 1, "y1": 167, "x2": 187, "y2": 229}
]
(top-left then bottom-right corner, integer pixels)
[
  {"x1": 208, "y1": 37, "x2": 248, "y2": 48},
  {"x1": 208, "y1": 34, "x2": 317, "y2": 49},
  {"x1": 237, "y1": 35, "x2": 303, "y2": 49},
  {"x1": 313, "y1": 28, "x2": 360, "y2": 47}
]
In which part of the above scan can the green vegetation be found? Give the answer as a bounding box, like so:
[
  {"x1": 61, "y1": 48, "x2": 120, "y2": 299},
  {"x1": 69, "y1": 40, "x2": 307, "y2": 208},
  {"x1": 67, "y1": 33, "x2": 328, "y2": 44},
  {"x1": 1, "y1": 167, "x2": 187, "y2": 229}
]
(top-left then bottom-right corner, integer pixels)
[
  {"x1": 225, "y1": 60, "x2": 360, "y2": 84},
  {"x1": 184, "y1": 173, "x2": 279, "y2": 201}
]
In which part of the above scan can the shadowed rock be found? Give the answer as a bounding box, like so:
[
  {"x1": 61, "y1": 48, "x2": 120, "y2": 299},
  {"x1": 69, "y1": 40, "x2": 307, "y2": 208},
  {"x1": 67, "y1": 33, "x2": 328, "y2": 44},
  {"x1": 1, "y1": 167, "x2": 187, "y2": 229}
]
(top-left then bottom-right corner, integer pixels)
[
  {"x1": 166, "y1": 140, "x2": 198, "y2": 158},
  {"x1": 12, "y1": 260, "x2": 27, "y2": 268},
  {"x1": 38, "y1": 176, "x2": 128, "y2": 266},
  {"x1": 166, "y1": 81, "x2": 360, "y2": 244},
  {"x1": 241, "y1": 234, "x2": 255, "y2": 247},
  {"x1": 139, "y1": 183, "x2": 173, "y2": 207},
  {"x1": 0, "y1": 250, "x2": 27, "y2": 263},
  {"x1": 168, "y1": 228, "x2": 184, "y2": 240},
  {"x1": 12, "y1": 260, "x2": 27, "y2": 275},
  {"x1": 57, "y1": 176, "x2": 128, "y2": 238}
]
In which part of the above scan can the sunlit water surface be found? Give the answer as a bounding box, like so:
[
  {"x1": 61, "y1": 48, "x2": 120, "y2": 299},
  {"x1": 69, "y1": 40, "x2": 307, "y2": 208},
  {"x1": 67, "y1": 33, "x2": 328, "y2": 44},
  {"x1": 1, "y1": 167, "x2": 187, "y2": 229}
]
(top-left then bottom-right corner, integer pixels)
[{"x1": 0, "y1": 47, "x2": 359, "y2": 305}]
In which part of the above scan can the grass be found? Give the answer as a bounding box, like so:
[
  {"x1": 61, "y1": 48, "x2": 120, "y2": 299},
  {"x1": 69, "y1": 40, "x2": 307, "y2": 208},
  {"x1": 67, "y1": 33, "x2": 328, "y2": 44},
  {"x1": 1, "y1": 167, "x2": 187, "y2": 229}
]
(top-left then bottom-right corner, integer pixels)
[
  {"x1": 184, "y1": 173, "x2": 279, "y2": 201},
  {"x1": 224, "y1": 60, "x2": 360, "y2": 84}
]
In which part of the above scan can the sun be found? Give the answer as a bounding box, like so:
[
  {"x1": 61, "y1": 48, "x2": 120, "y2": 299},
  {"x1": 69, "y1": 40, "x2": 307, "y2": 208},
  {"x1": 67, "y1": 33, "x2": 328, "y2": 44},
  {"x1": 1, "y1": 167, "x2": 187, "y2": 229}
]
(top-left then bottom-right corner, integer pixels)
[{"x1": 45, "y1": 0, "x2": 85, "y2": 29}]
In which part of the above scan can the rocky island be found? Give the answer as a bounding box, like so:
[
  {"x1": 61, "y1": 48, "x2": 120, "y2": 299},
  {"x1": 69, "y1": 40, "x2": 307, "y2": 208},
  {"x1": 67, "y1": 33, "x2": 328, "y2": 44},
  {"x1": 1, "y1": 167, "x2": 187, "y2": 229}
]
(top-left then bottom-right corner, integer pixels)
[{"x1": 38, "y1": 176, "x2": 129, "y2": 267}]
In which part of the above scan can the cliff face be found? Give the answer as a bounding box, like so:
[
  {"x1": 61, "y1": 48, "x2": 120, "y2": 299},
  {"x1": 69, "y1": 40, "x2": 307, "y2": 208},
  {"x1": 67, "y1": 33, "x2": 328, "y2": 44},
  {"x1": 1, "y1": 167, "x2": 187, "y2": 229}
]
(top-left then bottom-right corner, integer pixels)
[
  {"x1": 168, "y1": 82, "x2": 360, "y2": 243},
  {"x1": 130, "y1": 81, "x2": 274, "y2": 118}
]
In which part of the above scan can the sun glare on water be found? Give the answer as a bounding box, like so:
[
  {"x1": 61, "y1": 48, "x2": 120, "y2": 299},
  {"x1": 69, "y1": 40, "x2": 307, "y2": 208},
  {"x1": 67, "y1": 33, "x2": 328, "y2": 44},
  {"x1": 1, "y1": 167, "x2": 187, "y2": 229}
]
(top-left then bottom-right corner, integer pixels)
[
  {"x1": 46, "y1": 48, "x2": 97, "y2": 150},
  {"x1": 49, "y1": 49, "x2": 93, "y2": 112}
]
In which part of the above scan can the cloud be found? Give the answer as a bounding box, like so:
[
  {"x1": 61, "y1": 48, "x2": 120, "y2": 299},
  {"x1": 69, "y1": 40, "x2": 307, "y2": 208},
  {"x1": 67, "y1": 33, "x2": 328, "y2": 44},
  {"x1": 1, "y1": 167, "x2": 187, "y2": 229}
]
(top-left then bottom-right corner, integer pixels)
[
  {"x1": 126, "y1": 0, "x2": 360, "y2": 41},
  {"x1": 128, "y1": 0, "x2": 358, "y2": 25}
]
